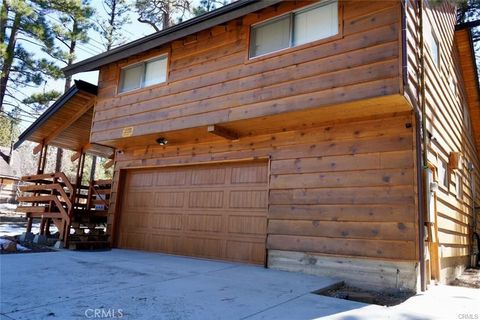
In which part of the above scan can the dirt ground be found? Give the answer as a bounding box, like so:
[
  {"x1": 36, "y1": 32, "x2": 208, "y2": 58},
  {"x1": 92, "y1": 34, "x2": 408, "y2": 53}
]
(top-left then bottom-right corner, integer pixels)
[
  {"x1": 450, "y1": 268, "x2": 480, "y2": 289},
  {"x1": 318, "y1": 284, "x2": 415, "y2": 307}
]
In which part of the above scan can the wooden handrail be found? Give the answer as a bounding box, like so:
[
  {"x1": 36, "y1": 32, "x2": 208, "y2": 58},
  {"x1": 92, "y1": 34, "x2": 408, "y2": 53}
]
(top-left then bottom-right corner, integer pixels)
[{"x1": 89, "y1": 182, "x2": 110, "y2": 208}]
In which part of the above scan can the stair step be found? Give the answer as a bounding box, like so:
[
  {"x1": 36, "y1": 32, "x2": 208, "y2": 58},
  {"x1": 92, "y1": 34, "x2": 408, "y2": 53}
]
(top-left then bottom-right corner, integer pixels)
[
  {"x1": 68, "y1": 241, "x2": 110, "y2": 250},
  {"x1": 16, "y1": 206, "x2": 47, "y2": 213},
  {"x1": 69, "y1": 234, "x2": 108, "y2": 242},
  {"x1": 27, "y1": 212, "x2": 64, "y2": 219}
]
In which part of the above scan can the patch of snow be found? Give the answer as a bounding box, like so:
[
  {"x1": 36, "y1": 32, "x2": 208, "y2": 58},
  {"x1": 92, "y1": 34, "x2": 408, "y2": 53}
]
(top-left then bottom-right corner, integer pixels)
[{"x1": 0, "y1": 203, "x2": 17, "y2": 211}]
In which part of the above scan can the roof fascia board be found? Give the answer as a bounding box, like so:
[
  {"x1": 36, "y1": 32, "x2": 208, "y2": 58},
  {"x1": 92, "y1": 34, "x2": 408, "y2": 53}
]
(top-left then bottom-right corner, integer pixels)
[{"x1": 63, "y1": 0, "x2": 281, "y2": 76}]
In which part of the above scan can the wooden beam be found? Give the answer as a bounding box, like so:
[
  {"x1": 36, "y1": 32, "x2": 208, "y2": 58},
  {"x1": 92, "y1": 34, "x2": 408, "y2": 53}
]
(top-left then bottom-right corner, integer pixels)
[
  {"x1": 103, "y1": 159, "x2": 114, "y2": 169},
  {"x1": 71, "y1": 152, "x2": 81, "y2": 162},
  {"x1": 207, "y1": 125, "x2": 239, "y2": 141},
  {"x1": 33, "y1": 143, "x2": 43, "y2": 155}
]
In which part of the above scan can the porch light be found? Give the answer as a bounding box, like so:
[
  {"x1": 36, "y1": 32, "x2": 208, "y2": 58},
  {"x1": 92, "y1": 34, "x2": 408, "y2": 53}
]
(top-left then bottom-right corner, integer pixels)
[{"x1": 156, "y1": 137, "x2": 168, "y2": 145}]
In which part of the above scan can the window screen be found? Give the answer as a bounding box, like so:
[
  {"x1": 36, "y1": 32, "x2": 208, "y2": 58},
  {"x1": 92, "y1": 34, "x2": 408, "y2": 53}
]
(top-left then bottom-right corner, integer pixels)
[
  {"x1": 294, "y1": 1, "x2": 338, "y2": 46},
  {"x1": 424, "y1": 20, "x2": 439, "y2": 65},
  {"x1": 250, "y1": 16, "x2": 290, "y2": 58},
  {"x1": 120, "y1": 64, "x2": 143, "y2": 93},
  {"x1": 249, "y1": 1, "x2": 338, "y2": 58},
  {"x1": 144, "y1": 56, "x2": 168, "y2": 87},
  {"x1": 119, "y1": 55, "x2": 168, "y2": 93}
]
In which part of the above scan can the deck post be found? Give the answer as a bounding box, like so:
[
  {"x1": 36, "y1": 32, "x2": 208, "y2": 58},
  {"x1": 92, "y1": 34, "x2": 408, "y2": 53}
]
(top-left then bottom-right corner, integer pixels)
[
  {"x1": 36, "y1": 143, "x2": 48, "y2": 175},
  {"x1": 26, "y1": 216, "x2": 33, "y2": 233}
]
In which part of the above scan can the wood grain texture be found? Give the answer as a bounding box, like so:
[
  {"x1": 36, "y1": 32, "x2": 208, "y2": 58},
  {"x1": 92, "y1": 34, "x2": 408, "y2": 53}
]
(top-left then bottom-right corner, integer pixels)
[
  {"x1": 92, "y1": 0, "x2": 402, "y2": 144},
  {"x1": 117, "y1": 161, "x2": 268, "y2": 265},
  {"x1": 405, "y1": 0, "x2": 480, "y2": 283},
  {"x1": 110, "y1": 113, "x2": 417, "y2": 262}
]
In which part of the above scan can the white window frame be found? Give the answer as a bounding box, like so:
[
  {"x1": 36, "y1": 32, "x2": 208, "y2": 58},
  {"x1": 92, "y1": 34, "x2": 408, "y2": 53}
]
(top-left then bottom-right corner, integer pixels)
[
  {"x1": 119, "y1": 54, "x2": 168, "y2": 94},
  {"x1": 248, "y1": 0, "x2": 339, "y2": 59},
  {"x1": 437, "y1": 159, "x2": 448, "y2": 189},
  {"x1": 424, "y1": 18, "x2": 440, "y2": 66}
]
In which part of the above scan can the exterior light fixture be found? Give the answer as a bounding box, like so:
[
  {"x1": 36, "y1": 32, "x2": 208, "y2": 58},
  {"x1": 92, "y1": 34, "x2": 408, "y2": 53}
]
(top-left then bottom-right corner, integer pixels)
[{"x1": 156, "y1": 137, "x2": 168, "y2": 145}]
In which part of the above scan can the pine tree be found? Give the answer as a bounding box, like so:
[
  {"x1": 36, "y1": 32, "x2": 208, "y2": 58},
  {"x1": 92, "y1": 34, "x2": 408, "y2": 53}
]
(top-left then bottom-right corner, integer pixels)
[
  {"x1": 0, "y1": 0, "x2": 62, "y2": 113},
  {"x1": 97, "y1": 0, "x2": 130, "y2": 51},
  {"x1": 41, "y1": 0, "x2": 95, "y2": 172},
  {"x1": 192, "y1": 0, "x2": 226, "y2": 17},
  {"x1": 135, "y1": 0, "x2": 190, "y2": 31}
]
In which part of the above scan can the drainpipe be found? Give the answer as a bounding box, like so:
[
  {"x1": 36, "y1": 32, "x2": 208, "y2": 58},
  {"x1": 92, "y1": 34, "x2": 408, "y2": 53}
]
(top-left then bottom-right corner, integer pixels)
[
  {"x1": 468, "y1": 163, "x2": 478, "y2": 266},
  {"x1": 402, "y1": 0, "x2": 427, "y2": 291},
  {"x1": 418, "y1": 0, "x2": 428, "y2": 292}
]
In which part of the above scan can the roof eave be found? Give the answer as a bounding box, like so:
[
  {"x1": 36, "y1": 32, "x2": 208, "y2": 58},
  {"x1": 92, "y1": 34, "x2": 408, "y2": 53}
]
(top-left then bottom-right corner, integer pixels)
[
  {"x1": 63, "y1": 0, "x2": 282, "y2": 76},
  {"x1": 14, "y1": 80, "x2": 97, "y2": 150}
]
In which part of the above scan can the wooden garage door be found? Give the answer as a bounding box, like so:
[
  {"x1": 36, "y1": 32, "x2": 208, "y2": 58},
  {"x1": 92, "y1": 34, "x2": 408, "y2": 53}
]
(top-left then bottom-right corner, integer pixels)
[{"x1": 118, "y1": 161, "x2": 268, "y2": 264}]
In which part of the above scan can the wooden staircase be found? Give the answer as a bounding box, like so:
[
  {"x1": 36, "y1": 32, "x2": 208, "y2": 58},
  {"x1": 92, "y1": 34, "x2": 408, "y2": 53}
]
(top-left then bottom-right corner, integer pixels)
[{"x1": 17, "y1": 173, "x2": 112, "y2": 250}]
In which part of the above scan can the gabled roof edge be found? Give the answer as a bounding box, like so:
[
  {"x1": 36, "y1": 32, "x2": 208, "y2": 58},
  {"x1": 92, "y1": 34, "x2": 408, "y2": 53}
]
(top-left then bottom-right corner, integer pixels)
[
  {"x1": 63, "y1": 0, "x2": 282, "y2": 76},
  {"x1": 14, "y1": 80, "x2": 97, "y2": 150}
]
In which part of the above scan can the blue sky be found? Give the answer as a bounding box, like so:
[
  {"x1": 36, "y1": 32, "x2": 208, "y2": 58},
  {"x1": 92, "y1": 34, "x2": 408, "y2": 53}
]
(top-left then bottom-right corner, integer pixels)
[{"x1": 9, "y1": 0, "x2": 202, "y2": 128}]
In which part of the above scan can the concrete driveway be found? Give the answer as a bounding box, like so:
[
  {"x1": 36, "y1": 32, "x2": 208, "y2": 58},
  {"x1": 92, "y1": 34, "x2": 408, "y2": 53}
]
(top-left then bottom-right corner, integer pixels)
[{"x1": 0, "y1": 249, "x2": 365, "y2": 319}]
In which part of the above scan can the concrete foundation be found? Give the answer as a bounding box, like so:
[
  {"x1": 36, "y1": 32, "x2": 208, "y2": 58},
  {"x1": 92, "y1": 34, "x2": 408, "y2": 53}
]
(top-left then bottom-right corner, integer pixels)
[
  {"x1": 32, "y1": 234, "x2": 47, "y2": 245},
  {"x1": 54, "y1": 241, "x2": 64, "y2": 249},
  {"x1": 268, "y1": 250, "x2": 419, "y2": 292}
]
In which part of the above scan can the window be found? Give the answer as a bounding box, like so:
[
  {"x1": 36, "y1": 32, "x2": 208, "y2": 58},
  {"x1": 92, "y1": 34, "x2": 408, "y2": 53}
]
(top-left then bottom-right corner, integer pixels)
[
  {"x1": 249, "y1": 0, "x2": 338, "y2": 58},
  {"x1": 452, "y1": 172, "x2": 463, "y2": 198},
  {"x1": 438, "y1": 160, "x2": 448, "y2": 188},
  {"x1": 119, "y1": 55, "x2": 168, "y2": 93},
  {"x1": 463, "y1": 103, "x2": 472, "y2": 135},
  {"x1": 424, "y1": 19, "x2": 439, "y2": 65}
]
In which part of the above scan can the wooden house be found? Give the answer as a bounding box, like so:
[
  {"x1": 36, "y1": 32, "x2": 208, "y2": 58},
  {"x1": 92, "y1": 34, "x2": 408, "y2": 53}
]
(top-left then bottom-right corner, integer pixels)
[{"x1": 16, "y1": 0, "x2": 480, "y2": 292}]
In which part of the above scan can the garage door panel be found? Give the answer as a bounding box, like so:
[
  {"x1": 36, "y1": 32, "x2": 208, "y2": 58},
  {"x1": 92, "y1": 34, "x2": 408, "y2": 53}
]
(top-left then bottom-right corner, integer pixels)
[
  {"x1": 226, "y1": 240, "x2": 265, "y2": 264},
  {"x1": 150, "y1": 234, "x2": 182, "y2": 253},
  {"x1": 155, "y1": 170, "x2": 188, "y2": 186},
  {"x1": 184, "y1": 237, "x2": 223, "y2": 258},
  {"x1": 120, "y1": 232, "x2": 147, "y2": 250},
  {"x1": 154, "y1": 192, "x2": 185, "y2": 208},
  {"x1": 188, "y1": 191, "x2": 224, "y2": 208},
  {"x1": 122, "y1": 211, "x2": 150, "y2": 228},
  {"x1": 186, "y1": 215, "x2": 223, "y2": 233},
  {"x1": 126, "y1": 192, "x2": 154, "y2": 208},
  {"x1": 129, "y1": 172, "x2": 154, "y2": 187},
  {"x1": 231, "y1": 164, "x2": 268, "y2": 184},
  {"x1": 119, "y1": 161, "x2": 268, "y2": 265},
  {"x1": 229, "y1": 190, "x2": 268, "y2": 209},
  {"x1": 191, "y1": 167, "x2": 226, "y2": 185},
  {"x1": 151, "y1": 213, "x2": 183, "y2": 231},
  {"x1": 228, "y1": 216, "x2": 267, "y2": 235}
]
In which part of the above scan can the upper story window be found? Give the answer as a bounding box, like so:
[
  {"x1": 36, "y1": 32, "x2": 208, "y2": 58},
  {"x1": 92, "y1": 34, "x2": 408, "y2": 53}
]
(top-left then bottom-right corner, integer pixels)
[
  {"x1": 438, "y1": 159, "x2": 448, "y2": 189},
  {"x1": 424, "y1": 19, "x2": 439, "y2": 66},
  {"x1": 119, "y1": 55, "x2": 168, "y2": 93},
  {"x1": 463, "y1": 103, "x2": 472, "y2": 135},
  {"x1": 249, "y1": 0, "x2": 338, "y2": 58}
]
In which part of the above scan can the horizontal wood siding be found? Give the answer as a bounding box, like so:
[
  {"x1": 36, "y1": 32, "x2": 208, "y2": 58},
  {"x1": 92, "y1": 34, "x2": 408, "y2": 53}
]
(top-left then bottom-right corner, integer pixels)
[
  {"x1": 109, "y1": 113, "x2": 417, "y2": 261},
  {"x1": 405, "y1": 1, "x2": 480, "y2": 281},
  {"x1": 92, "y1": 0, "x2": 402, "y2": 144}
]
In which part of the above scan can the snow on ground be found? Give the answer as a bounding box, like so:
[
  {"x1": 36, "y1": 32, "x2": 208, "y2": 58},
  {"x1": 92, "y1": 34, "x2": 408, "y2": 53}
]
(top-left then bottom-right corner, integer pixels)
[
  {"x1": 0, "y1": 238, "x2": 30, "y2": 251},
  {"x1": 0, "y1": 203, "x2": 18, "y2": 212},
  {"x1": 0, "y1": 222, "x2": 42, "y2": 237}
]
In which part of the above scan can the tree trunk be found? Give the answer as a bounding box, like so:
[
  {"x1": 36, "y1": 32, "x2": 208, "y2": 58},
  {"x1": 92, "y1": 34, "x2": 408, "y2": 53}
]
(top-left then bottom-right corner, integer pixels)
[{"x1": 0, "y1": 12, "x2": 20, "y2": 111}]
